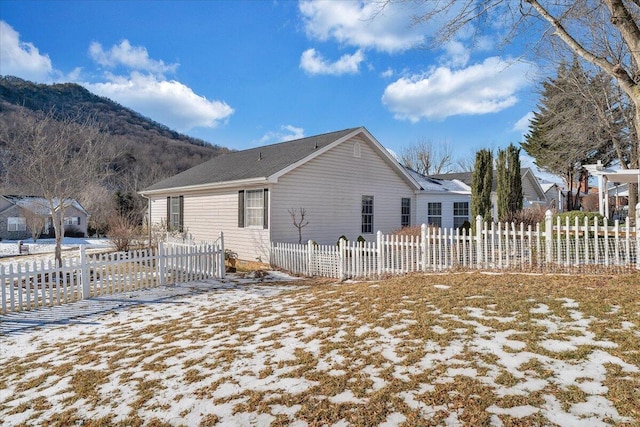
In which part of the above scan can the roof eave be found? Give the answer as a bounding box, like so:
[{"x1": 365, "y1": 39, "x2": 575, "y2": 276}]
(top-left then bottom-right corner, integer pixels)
[{"x1": 140, "y1": 177, "x2": 271, "y2": 196}]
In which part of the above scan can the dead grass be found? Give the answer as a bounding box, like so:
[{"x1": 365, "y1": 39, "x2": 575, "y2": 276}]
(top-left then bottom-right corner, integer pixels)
[{"x1": 1, "y1": 272, "x2": 639, "y2": 425}]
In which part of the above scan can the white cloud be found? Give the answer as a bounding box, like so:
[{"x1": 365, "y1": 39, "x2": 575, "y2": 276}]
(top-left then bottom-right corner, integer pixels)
[
  {"x1": 513, "y1": 111, "x2": 534, "y2": 134},
  {"x1": 89, "y1": 40, "x2": 178, "y2": 74},
  {"x1": 382, "y1": 57, "x2": 537, "y2": 122},
  {"x1": 0, "y1": 21, "x2": 53, "y2": 81},
  {"x1": 441, "y1": 41, "x2": 470, "y2": 68},
  {"x1": 300, "y1": 48, "x2": 364, "y2": 75},
  {"x1": 380, "y1": 67, "x2": 394, "y2": 78},
  {"x1": 259, "y1": 125, "x2": 305, "y2": 144},
  {"x1": 299, "y1": 1, "x2": 427, "y2": 53},
  {"x1": 84, "y1": 72, "x2": 233, "y2": 131}
]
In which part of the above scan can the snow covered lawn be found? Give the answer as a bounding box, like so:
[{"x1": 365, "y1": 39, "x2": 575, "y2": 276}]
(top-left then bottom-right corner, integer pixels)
[
  {"x1": 0, "y1": 237, "x2": 111, "y2": 258},
  {"x1": 1, "y1": 272, "x2": 639, "y2": 426}
]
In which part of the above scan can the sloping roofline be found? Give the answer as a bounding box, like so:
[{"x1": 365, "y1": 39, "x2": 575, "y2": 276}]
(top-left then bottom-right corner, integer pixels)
[{"x1": 140, "y1": 126, "x2": 421, "y2": 195}]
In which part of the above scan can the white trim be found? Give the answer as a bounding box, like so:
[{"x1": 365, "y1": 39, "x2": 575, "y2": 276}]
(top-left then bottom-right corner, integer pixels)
[{"x1": 140, "y1": 177, "x2": 270, "y2": 196}]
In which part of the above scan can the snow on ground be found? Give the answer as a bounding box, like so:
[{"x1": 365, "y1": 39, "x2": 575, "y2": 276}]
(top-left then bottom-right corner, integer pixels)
[
  {"x1": 0, "y1": 237, "x2": 111, "y2": 258},
  {"x1": 1, "y1": 274, "x2": 638, "y2": 426}
]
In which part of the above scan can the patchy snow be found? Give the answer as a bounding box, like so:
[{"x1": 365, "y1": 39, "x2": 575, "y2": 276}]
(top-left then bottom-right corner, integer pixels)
[{"x1": 1, "y1": 275, "x2": 637, "y2": 426}]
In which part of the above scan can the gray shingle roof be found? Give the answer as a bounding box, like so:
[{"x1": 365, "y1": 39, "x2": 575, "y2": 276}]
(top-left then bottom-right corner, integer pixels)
[{"x1": 143, "y1": 127, "x2": 360, "y2": 192}]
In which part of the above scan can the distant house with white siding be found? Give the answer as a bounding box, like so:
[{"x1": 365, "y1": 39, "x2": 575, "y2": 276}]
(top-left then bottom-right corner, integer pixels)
[
  {"x1": 141, "y1": 127, "x2": 427, "y2": 262},
  {"x1": 407, "y1": 170, "x2": 471, "y2": 229},
  {"x1": 431, "y1": 167, "x2": 548, "y2": 220}
]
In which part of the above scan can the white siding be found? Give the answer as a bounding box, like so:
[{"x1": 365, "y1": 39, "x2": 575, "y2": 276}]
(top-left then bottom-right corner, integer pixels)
[
  {"x1": 270, "y1": 135, "x2": 416, "y2": 245},
  {"x1": 416, "y1": 194, "x2": 471, "y2": 230},
  {"x1": 148, "y1": 188, "x2": 270, "y2": 262}
]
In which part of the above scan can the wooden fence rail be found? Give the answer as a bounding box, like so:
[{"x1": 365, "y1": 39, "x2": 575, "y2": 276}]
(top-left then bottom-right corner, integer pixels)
[
  {"x1": 271, "y1": 211, "x2": 640, "y2": 279},
  {"x1": 1, "y1": 235, "x2": 224, "y2": 314}
]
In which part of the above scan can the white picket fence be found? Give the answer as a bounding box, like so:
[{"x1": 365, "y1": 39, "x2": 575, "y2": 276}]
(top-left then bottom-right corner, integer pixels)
[
  {"x1": 0, "y1": 236, "x2": 225, "y2": 314},
  {"x1": 271, "y1": 212, "x2": 640, "y2": 279}
]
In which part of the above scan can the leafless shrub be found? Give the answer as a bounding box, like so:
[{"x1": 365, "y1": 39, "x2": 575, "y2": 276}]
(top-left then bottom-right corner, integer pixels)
[
  {"x1": 501, "y1": 205, "x2": 555, "y2": 228},
  {"x1": 107, "y1": 212, "x2": 140, "y2": 252}
]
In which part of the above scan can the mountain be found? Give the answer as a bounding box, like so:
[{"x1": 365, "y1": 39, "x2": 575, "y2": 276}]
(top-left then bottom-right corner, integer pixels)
[{"x1": 0, "y1": 76, "x2": 229, "y2": 190}]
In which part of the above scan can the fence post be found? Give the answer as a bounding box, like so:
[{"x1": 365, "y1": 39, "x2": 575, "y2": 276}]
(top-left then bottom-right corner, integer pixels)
[
  {"x1": 377, "y1": 231, "x2": 383, "y2": 277},
  {"x1": 475, "y1": 215, "x2": 483, "y2": 269},
  {"x1": 80, "y1": 245, "x2": 90, "y2": 299},
  {"x1": 219, "y1": 232, "x2": 225, "y2": 279},
  {"x1": 158, "y1": 241, "x2": 166, "y2": 287},
  {"x1": 421, "y1": 223, "x2": 427, "y2": 272},
  {"x1": 307, "y1": 240, "x2": 313, "y2": 277},
  {"x1": 338, "y1": 238, "x2": 345, "y2": 280},
  {"x1": 636, "y1": 203, "x2": 640, "y2": 270},
  {"x1": 545, "y1": 210, "x2": 553, "y2": 265}
]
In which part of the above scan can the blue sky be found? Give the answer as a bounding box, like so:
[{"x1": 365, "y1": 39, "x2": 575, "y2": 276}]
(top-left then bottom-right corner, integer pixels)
[{"x1": 0, "y1": 0, "x2": 541, "y2": 168}]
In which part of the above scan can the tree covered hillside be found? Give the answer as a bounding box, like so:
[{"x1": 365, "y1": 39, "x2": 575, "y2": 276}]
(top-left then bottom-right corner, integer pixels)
[{"x1": 0, "y1": 76, "x2": 230, "y2": 234}]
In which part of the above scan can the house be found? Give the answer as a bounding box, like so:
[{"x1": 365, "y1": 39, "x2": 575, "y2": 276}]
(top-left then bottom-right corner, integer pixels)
[
  {"x1": 0, "y1": 196, "x2": 89, "y2": 241},
  {"x1": 430, "y1": 168, "x2": 548, "y2": 220},
  {"x1": 407, "y1": 170, "x2": 471, "y2": 229},
  {"x1": 142, "y1": 127, "x2": 443, "y2": 262},
  {"x1": 539, "y1": 181, "x2": 565, "y2": 212}
]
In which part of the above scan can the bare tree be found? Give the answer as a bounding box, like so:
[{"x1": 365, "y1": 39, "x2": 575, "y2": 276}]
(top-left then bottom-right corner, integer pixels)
[
  {"x1": 399, "y1": 138, "x2": 454, "y2": 175},
  {"x1": 389, "y1": 0, "x2": 640, "y2": 215},
  {"x1": 21, "y1": 205, "x2": 47, "y2": 242},
  {"x1": 0, "y1": 107, "x2": 113, "y2": 266},
  {"x1": 288, "y1": 208, "x2": 309, "y2": 244}
]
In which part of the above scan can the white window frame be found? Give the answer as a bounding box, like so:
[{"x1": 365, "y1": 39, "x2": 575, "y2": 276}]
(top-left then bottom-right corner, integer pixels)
[
  {"x1": 245, "y1": 189, "x2": 265, "y2": 228},
  {"x1": 169, "y1": 196, "x2": 182, "y2": 230},
  {"x1": 361, "y1": 195, "x2": 374, "y2": 234},
  {"x1": 453, "y1": 201, "x2": 470, "y2": 229},
  {"x1": 64, "y1": 216, "x2": 80, "y2": 226},
  {"x1": 401, "y1": 198, "x2": 411, "y2": 228},
  {"x1": 427, "y1": 202, "x2": 442, "y2": 228},
  {"x1": 8, "y1": 217, "x2": 26, "y2": 232}
]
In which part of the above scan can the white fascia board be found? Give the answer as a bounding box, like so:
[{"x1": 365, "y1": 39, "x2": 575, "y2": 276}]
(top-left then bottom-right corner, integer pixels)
[{"x1": 139, "y1": 177, "x2": 270, "y2": 196}]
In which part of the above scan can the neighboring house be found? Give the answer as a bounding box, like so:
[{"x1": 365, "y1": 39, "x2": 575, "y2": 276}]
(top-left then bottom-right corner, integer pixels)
[
  {"x1": 539, "y1": 181, "x2": 565, "y2": 212},
  {"x1": 141, "y1": 127, "x2": 425, "y2": 262},
  {"x1": 0, "y1": 195, "x2": 89, "y2": 241},
  {"x1": 407, "y1": 169, "x2": 471, "y2": 229},
  {"x1": 431, "y1": 168, "x2": 548, "y2": 220}
]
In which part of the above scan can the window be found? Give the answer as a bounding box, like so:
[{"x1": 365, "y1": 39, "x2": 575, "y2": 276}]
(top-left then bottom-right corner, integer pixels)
[
  {"x1": 401, "y1": 198, "x2": 411, "y2": 228},
  {"x1": 167, "y1": 196, "x2": 184, "y2": 231},
  {"x1": 8, "y1": 217, "x2": 26, "y2": 232},
  {"x1": 453, "y1": 201, "x2": 470, "y2": 229},
  {"x1": 362, "y1": 195, "x2": 374, "y2": 234},
  {"x1": 238, "y1": 189, "x2": 269, "y2": 229},
  {"x1": 64, "y1": 217, "x2": 80, "y2": 226},
  {"x1": 427, "y1": 202, "x2": 442, "y2": 227}
]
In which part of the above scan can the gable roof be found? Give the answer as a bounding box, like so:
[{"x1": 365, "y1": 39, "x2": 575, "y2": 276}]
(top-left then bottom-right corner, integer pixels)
[
  {"x1": 406, "y1": 169, "x2": 470, "y2": 193},
  {"x1": 430, "y1": 168, "x2": 545, "y2": 197},
  {"x1": 0, "y1": 195, "x2": 89, "y2": 216},
  {"x1": 141, "y1": 127, "x2": 420, "y2": 194}
]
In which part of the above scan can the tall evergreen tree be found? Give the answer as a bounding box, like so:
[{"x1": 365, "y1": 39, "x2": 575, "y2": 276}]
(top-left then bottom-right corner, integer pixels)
[
  {"x1": 522, "y1": 58, "x2": 623, "y2": 210},
  {"x1": 496, "y1": 149, "x2": 508, "y2": 221},
  {"x1": 507, "y1": 144, "x2": 523, "y2": 214},
  {"x1": 471, "y1": 149, "x2": 493, "y2": 223},
  {"x1": 497, "y1": 143, "x2": 523, "y2": 221}
]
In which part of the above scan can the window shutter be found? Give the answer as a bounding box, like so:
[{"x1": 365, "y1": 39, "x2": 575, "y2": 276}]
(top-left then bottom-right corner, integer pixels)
[
  {"x1": 179, "y1": 196, "x2": 184, "y2": 232},
  {"x1": 263, "y1": 189, "x2": 269, "y2": 229},
  {"x1": 166, "y1": 197, "x2": 171, "y2": 230},
  {"x1": 238, "y1": 190, "x2": 245, "y2": 228}
]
